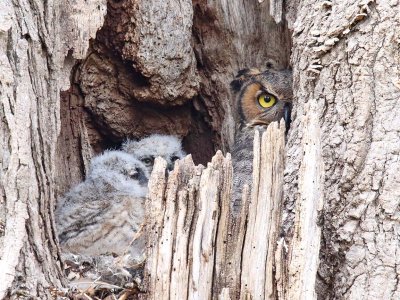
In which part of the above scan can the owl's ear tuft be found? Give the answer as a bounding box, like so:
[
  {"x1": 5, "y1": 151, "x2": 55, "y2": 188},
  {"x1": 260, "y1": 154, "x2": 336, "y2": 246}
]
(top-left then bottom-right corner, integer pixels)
[
  {"x1": 236, "y1": 69, "x2": 250, "y2": 77},
  {"x1": 238, "y1": 68, "x2": 261, "y2": 77},
  {"x1": 230, "y1": 68, "x2": 261, "y2": 92}
]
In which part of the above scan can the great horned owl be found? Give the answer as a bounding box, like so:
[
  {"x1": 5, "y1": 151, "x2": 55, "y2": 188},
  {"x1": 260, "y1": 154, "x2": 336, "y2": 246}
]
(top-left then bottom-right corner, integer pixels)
[
  {"x1": 55, "y1": 151, "x2": 149, "y2": 257},
  {"x1": 230, "y1": 67, "x2": 293, "y2": 207},
  {"x1": 121, "y1": 134, "x2": 186, "y2": 174}
]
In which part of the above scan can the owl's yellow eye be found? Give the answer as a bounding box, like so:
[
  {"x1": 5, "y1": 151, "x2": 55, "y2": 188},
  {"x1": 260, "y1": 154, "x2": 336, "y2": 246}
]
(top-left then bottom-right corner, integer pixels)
[{"x1": 258, "y1": 94, "x2": 277, "y2": 108}]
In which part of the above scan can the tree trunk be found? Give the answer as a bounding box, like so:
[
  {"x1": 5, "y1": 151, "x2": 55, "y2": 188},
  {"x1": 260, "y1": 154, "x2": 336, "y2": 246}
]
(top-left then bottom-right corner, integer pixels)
[
  {"x1": 1, "y1": 0, "x2": 399, "y2": 299},
  {"x1": 0, "y1": 0, "x2": 106, "y2": 298},
  {"x1": 286, "y1": 1, "x2": 400, "y2": 299}
]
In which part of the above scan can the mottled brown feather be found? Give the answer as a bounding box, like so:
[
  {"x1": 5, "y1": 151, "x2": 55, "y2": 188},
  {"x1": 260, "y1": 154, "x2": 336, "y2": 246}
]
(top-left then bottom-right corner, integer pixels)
[{"x1": 240, "y1": 82, "x2": 263, "y2": 124}]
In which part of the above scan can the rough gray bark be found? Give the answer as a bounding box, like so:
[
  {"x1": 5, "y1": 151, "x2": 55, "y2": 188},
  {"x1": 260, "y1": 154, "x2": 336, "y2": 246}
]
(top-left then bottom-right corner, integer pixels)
[
  {"x1": 0, "y1": 0, "x2": 106, "y2": 298},
  {"x1": 285, "y1": 0, "x2": 400, "y2": 299}
]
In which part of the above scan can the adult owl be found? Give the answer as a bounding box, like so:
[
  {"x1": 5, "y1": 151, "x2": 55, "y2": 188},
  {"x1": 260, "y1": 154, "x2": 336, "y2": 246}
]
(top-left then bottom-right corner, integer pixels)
[
  {"x1": 55, "y1": 150, "x2": 149, "y2": 257},
  {"x1": 121, "y1": 134, "x2": 186, "y2": 174},
  {"x1": 230, "y1": 67, "x2": 293, "y2": 208}
]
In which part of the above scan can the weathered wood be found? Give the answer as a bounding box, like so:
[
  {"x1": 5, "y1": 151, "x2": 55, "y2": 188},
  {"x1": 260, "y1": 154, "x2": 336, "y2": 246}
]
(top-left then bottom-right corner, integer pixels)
[
  {"x1": 214, "y1": 161, "x2": 249, "y2": 300},
  {"x1": 189, "y1": 154, "x2": 225, "y2": 300},
  {"x1": 269, "y1": 0, "x2": 284, "y2": 24},
  {"x1": 286, "y1": 100, "x2": 323, "y2": 300},
  {"x1": 0, "y1": 0, "x2": 106, "y2": 297},
  {"x1": 240, "y1": 122, "x2": 286, "y2": 300},
  {"x1": 143, "y1": 121, "x2": 286, "y2": 300}
]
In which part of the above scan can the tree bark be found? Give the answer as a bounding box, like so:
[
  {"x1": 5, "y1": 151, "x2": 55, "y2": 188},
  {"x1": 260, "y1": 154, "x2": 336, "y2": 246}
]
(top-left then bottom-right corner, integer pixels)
[
  {"x1": 0, "y1": 0, "x2": 106, "y2": 298},
  {"x1": 286, "y1": 0, "x2": 400, "y2": 298}
]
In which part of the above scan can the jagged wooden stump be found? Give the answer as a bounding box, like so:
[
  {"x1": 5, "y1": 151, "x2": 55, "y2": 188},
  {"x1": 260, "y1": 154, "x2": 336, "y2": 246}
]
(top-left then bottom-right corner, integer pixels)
[{"x1": 140, "y1": 121, "x2": 317, "y2": 300}]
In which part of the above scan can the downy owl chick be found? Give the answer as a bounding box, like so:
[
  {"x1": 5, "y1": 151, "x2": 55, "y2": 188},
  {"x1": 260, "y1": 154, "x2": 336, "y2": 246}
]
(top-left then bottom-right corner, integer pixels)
[
  {"x1": 122, "y1": 134, "x2": 186, "y2": 174},
  {"x1": 230, "y1": 67, "x2": 293, "y2": 208},
  {"x1": 56, "y1": 151, "x2": 149, "y2": 256}
]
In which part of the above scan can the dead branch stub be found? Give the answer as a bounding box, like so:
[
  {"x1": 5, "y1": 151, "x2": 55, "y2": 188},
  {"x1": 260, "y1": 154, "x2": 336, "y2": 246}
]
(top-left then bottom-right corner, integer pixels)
[{"x1": 142, "y1": 121, "x2": 297, "y2": 300}]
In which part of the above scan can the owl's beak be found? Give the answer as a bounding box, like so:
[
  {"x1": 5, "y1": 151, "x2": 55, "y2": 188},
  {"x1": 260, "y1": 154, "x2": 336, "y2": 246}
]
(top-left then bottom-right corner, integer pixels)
[
  {"x1": 167, "y1": 162, "x2": 174, "y2": 171},
  {"x1": 283, "y1": 103, "x2": 292, "y2": 133}
]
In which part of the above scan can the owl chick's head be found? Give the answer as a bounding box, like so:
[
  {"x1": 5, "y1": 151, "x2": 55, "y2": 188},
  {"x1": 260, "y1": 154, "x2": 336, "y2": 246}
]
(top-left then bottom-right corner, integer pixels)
[
  {"x1": 88, "y1": 151, "x2": 149, "y2": 197},
  {"x1": 231, "y1": 67, "x2": 293, "y2": 129},
  {"x1": 122, "y1": 134, "x2": 186, "y2": 173}
]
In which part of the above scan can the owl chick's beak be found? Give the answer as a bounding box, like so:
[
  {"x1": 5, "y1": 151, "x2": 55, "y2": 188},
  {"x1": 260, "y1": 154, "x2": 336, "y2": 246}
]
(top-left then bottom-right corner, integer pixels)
[
  {"x1": 167, "y1": 162, "x2": 175, "y2": 172},
  {"x1": 137, "y1": 169, "x2": 148, "y2": 185},
  {"x1": 283, "y1": 103, "x2": 292, "y2": 133}
]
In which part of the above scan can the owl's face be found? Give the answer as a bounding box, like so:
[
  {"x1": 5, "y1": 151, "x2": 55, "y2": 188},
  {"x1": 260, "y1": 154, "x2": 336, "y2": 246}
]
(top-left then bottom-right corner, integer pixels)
[
  {"x1": 231, "y1": 68, "x2": 293, "y2": 129},
  {"x1": 88, "y1": 151, "x2": 149, "y2": 197},
  {"x1": 122, "y1": 134, "x2": 185, "y2": 174},
  {"x1": 119, "y1": 160, "x2": 149, "y2": 186}
]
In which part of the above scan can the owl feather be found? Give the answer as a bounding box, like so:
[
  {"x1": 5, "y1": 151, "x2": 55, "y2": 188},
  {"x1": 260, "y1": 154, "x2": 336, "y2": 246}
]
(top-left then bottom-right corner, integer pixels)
[{"x1": 56, "y1": 151, "x2": 149, "y2": 257}]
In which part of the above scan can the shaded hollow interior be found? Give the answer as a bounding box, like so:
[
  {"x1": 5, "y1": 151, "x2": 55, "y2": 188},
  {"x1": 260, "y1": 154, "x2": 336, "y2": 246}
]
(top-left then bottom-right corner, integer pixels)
[
  {"x1": 55, "y1": 0, "x2": 292, "y2": 196},
  {"x1": 56, "y1": 65, "x2": 215, "y2": 196}
]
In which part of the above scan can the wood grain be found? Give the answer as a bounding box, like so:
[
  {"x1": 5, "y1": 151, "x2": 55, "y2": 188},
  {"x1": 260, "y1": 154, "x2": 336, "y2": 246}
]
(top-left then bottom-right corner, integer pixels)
[{"x1": 143, "y1": 121, "x2": 287, "y2": 300}]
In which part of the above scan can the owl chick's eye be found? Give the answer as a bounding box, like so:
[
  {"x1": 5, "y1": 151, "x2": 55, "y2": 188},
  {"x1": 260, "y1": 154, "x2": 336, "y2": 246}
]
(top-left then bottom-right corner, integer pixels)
[
  {"x1": 142, "y1": 157, "x2": 154, "y2": 166},
  {"x1": 257, "y1": 93, "x2": 277, "y2": 108},
  {"x1": 123, "y1": 169, "x2": 138, "y2": 179},
  {"x1": 129, "y1": 171, "x2": 139, "y2": 180},
  {"x1": 171, "y1": 156, "x2": 180, "y2": 162}
]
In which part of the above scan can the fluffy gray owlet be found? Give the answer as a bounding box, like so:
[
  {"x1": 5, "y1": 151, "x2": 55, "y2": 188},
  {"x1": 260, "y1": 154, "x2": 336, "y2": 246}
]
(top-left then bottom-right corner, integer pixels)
[
  {"x1": 121, "y1": 134, "x2": 186, "y2": 174},
  {"x1": 230, "y1": 67, "x2": 293, "y2": 208},
  {"x1": 55, "y1": 150, "x2": 149, "y2": 256}
]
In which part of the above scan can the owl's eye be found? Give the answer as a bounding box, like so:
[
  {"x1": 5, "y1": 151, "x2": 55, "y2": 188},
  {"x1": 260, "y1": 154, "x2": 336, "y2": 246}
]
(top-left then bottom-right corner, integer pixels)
[
  {"x1": 129, "y1": 171, "x2": 139, "y2": 179},
  {"x1": 142, "y1": 157, "x2": 154, "y2": 166},
  {"x1": 123, "y1": 169, "x2": 138, "y2": 179},
  {"x1": 258, "y1": 93, "x2": 277, "y2": 108}
]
